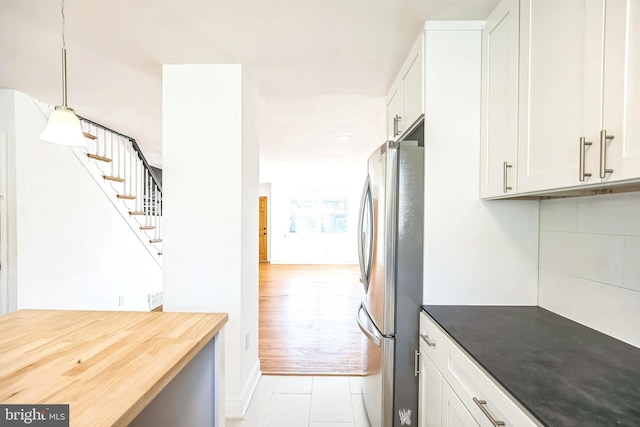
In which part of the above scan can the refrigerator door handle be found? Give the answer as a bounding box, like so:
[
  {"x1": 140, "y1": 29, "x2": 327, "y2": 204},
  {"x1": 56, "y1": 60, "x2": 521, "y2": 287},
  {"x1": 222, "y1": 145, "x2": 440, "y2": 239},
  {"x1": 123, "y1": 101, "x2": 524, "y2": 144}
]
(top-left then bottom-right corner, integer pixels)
[
  {"x1": 356, "y1": 303, "x2": 381, "y2": 347},
  {"x1": 357, "y1": 175, "x2": 373, "y2": 293}
]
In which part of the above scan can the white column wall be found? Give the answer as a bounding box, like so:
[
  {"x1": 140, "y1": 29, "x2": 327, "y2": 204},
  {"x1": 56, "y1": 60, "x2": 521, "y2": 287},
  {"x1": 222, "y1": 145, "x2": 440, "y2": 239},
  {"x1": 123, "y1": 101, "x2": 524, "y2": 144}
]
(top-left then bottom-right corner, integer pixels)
[
  {"x1": 0, "y1": 90, "x2": 17, "y2": 314},
  {"x1": 240, "y1": 70, "x2": 261, "y2": 403},
  {"x1": 162, "y1": 65, "x2": 260, "y2": 417},
  {"x1": 422, "y1": 23, "x2": 539, "y2": 305}
]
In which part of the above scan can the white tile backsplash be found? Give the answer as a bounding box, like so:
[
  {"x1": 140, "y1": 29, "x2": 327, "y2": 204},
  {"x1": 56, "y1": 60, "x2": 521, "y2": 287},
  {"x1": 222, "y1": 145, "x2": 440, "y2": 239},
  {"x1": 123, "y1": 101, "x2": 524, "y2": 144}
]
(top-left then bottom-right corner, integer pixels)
[
  {"x1": 538, "y1": 270, "x2": 578, "y2": 320},
  {"x1": 624, "y1": 237, "x2": 640, "y2": 291},
  {"x1": 539, "y1": 231, "x2": 625, "y2": 285},
  {"x1": 576, "y1": 193, "x2": 640, "y2": 236},
  {"x1": 539, "y1": 193, "x2": 640, "y2": 349},
  {"x1": 576, "y1": 278, "x2": 640, "y2": 348},
  {"x1": 539, "y1": 198, "x2": 577, "y2": 232}
]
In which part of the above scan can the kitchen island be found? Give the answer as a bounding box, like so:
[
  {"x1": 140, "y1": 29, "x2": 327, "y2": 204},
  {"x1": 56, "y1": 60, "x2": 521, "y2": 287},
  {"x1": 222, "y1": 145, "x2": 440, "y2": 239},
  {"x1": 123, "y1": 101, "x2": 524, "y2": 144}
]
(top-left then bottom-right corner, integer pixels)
[
  {"x1": 0, "y1": 309, "x2": 228, "y2": 427},
  {"x1": 422, "y1": 305, "x2": 640, "y2": 426}
]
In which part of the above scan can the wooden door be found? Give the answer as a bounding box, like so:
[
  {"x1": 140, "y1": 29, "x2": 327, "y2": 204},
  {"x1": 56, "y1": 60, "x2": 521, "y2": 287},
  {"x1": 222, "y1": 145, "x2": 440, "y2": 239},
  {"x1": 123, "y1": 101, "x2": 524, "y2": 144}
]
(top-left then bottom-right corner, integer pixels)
[{"x1": 259, "y1": 196, "x2": 268, "y2": 262}]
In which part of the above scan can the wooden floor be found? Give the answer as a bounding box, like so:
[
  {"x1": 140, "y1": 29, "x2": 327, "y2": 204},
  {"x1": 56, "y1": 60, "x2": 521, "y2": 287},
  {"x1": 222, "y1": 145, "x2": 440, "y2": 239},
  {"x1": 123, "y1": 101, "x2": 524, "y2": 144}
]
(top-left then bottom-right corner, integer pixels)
[{"x1": 259, "y1": 263, "x2": 366, "y2": 376}]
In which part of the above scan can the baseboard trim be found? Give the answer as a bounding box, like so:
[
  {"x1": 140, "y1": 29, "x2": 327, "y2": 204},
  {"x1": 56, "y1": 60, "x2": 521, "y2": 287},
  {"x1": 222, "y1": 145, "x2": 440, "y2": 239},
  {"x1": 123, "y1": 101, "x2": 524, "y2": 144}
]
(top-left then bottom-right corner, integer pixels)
[{"x1": 225, "y1": 360, "x2": 261, "y2": 418}]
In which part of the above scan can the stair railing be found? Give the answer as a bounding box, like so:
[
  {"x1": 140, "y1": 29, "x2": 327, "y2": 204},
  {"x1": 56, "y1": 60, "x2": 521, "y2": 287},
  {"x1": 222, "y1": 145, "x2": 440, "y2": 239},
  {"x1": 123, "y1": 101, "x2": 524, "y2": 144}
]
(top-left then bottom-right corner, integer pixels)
[{"x1": 78, "y1": 117, "x2": 163, "y2": 255}]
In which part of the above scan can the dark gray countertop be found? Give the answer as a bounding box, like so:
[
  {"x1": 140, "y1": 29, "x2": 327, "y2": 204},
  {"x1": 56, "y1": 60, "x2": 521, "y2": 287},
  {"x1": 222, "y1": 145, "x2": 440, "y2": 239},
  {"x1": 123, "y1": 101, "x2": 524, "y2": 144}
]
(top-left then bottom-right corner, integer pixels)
[{"x1": 422, "y1": 305, "x2": 640, "y2": 427}]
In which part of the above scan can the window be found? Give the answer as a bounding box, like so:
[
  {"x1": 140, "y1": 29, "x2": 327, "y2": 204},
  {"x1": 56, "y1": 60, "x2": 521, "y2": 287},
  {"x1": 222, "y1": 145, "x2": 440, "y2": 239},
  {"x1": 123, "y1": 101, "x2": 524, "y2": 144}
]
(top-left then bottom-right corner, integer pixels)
[{"x1": 289, "y1": 193, "x2": 349, "y2": 234}]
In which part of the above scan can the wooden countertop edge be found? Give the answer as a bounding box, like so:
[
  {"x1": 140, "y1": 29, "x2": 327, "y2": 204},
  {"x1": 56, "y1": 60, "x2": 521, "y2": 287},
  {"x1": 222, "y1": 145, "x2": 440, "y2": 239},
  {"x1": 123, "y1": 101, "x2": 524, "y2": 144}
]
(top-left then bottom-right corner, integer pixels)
[{"x1": 113, "y1": 312, "x2": 228, "y2": 427}]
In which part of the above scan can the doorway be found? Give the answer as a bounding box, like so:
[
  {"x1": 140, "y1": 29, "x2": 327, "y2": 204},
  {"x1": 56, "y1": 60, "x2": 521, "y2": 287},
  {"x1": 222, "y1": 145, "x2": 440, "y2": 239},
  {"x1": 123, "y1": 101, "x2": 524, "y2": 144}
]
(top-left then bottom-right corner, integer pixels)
[{"x1": 259, "y1": 196, "x2": 268, "y2": 262}]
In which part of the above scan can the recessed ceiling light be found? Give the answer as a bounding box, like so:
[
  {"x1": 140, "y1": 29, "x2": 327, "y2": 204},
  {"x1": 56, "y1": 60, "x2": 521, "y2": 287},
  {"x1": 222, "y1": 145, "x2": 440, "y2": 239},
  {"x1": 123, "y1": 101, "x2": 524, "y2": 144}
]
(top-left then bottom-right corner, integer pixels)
[{"x1": 336, "y1": 134, "x2": 352, "y2": 143}]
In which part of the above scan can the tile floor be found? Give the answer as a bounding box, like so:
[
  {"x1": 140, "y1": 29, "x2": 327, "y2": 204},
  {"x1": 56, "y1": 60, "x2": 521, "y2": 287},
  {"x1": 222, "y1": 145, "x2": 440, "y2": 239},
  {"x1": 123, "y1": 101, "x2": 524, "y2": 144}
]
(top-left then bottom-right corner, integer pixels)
[{"x1": 226, "y1": 375, "x2": 372, "y2": 427}]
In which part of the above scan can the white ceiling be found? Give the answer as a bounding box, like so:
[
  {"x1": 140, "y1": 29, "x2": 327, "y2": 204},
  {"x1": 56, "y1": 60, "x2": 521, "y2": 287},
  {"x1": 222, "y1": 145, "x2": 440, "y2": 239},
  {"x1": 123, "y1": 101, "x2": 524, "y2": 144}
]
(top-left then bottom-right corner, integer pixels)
[{"x1": 0, "y1": 0, "x2": 498, "y2": 181}]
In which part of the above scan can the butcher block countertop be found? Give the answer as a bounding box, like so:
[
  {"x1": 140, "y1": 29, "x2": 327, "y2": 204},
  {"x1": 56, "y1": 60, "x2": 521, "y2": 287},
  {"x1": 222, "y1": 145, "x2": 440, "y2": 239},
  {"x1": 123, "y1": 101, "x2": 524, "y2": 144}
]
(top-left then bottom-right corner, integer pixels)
[{"x1": 0, "y1": 309, "x2": 228, "y2": 427}]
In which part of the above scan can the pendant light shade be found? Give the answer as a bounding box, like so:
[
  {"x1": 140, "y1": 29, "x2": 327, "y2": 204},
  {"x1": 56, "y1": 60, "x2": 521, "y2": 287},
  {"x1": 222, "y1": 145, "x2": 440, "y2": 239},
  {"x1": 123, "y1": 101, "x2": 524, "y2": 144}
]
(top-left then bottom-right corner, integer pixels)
[
  {"x1": 40, "y1": 0, "x2": 87, "y2": 147},
  {"x1": 40, "y1": 106, "x2": 86, "y2": 146}
]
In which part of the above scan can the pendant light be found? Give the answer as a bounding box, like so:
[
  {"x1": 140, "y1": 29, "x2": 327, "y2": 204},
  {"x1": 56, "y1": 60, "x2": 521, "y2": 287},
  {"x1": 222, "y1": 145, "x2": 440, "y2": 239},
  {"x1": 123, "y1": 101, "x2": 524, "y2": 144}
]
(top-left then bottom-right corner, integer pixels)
[{"x1": 40, "y1": 0, "x2": 87, "y2": 147}]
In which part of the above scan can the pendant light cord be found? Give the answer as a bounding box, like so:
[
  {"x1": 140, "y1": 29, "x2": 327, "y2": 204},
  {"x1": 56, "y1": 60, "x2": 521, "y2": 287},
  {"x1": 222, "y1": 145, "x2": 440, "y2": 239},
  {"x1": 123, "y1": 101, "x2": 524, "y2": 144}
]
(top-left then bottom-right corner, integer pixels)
[
  {"x1": 60, "y1": 0, "x2": 68, "y2": 108},
  {"x1": 61, "y1": 0, "x2": 66, "y2": 49}
]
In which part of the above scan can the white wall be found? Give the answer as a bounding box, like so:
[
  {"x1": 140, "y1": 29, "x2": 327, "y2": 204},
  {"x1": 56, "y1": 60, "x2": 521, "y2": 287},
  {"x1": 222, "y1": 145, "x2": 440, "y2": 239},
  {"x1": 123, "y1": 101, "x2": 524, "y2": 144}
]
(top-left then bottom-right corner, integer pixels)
[
  {"x1": 0, "y1": 90, "x2": 162, "y2": 312},
  {"x1": 162, "y1": 65, "x2": 260, "y2": 418},
  {"x1": 539, "y1": 193, "x2": 640, "y2": 348},
  {"x1": 422, "y1": 23, "x2": 539, "y2": 305}
]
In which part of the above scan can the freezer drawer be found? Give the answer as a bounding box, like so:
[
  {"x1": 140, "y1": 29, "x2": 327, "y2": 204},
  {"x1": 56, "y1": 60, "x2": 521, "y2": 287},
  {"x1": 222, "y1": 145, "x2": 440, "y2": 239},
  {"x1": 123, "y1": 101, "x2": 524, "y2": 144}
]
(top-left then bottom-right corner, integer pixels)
[{"x1": 357, "y1": 303, "x2": 394, "y2": 427}]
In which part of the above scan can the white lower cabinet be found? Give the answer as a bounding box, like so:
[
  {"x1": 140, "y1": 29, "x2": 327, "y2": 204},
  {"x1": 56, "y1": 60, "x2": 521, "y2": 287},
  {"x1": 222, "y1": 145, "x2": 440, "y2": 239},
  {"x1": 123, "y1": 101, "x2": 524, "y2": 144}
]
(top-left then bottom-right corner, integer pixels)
[
  {"x1": 442, "y1": 338, "x2": 539, "y2": 427},
  {"x1": 441, "y1": 381, "x2": 479, "y2": 427},
  {"x1": 419, "y1": 312, "x2": 541, "y2": 427},
  {"x1": 419, "y1": 343, "x2": 442, "y2": 427}
]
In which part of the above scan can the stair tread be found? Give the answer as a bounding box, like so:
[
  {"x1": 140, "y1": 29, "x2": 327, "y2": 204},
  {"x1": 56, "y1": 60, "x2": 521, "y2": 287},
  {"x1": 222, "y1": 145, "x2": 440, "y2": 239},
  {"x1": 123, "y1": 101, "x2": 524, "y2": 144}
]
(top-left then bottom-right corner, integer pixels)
[
  {"x1": 149, "y1": 239, "x2": 163, "y2": 243},
  {"x1": 83, "y1": 132, "x2": 97, "y2": 140},
  {"x1": 87, "y1": 153, "x2": 112, "y2": 163},
  {"x1": 157, "y1": 251, "x2": 163, "y2": 256},
  {"x1": 129, "y1": 211, "x2": 146, "y2": 215},
  {"x1": 117, "y1": 194, "x2": 136, "y2": 200},
  {"x1": 140, "y1": 226, "x2": 155, "y2": 230},
  {"x1": 103, "y1": 175, "x2": 125, "y2": 183}
]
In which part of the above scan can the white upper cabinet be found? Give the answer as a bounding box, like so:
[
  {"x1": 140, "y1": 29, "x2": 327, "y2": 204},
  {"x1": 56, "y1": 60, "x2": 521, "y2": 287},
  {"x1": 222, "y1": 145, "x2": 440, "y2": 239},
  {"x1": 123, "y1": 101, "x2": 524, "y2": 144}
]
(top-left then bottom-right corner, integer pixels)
[
  {"x1": 480, "y1": 0, "x2": 519, "y2": 198},
  {"x1": 386, "y1": 33, "x2": 425, "y2": 141},
  {"x1": 601, "y1": 0, "x2": 640, "y2": 182},
  {"x1": 517, "y1": 0, "x2": 640, "y2": 194},
  {"x1": 386, "y1": 82, "x2": 402, "y2": 141},
  {"x1": 518, "y1": 0, "x2": 604, "y2": 193},
  {"x1": 401, "y1": 36, "x2": 424, "y2": 134}
]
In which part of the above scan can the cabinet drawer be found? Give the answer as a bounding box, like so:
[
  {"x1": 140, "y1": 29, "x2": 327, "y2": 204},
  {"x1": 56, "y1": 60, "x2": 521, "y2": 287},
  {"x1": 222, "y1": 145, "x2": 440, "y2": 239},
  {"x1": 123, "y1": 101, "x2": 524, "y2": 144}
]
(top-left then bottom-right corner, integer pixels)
[
  {"x1": 442, "y1": 336, "x2": 540, "y2": 427},
  {"x1": 419, "y1": 312, "x2": 444, "y2": 371}
]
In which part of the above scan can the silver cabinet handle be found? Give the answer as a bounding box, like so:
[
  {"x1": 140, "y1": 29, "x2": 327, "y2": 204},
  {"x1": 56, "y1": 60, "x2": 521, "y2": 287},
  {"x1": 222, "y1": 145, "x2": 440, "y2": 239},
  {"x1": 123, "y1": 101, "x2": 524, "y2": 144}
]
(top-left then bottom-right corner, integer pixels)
[
  {"x1": 394, "y1": 114, "x2": 402, "y2": 137},
  {"x1": 599, "y1": 130, "x2": 615, "y2": 178},
  {"x1": 420, "y1": 333, "x2": 436, "y2": 348},
  {"x1": 579, "y1": 137, "x2": 592, "y2": 181},
  {"x1": 414, "y1": 349, "x2": 420, "y2": 376},
  {"x1": 502, "y1": 162, "x2": 513, "y2": 193},
  {"x1": 473, "y1": 397, "x2": 506, "y2": 426}
]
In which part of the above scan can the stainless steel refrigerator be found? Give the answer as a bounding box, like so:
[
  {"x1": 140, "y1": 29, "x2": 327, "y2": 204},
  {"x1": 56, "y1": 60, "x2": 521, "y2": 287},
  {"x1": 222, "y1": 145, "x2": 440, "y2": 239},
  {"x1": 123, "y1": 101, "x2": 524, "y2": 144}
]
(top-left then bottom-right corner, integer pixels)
[{"x1": 356, "y1": 139, "x2": 424, "y2": 427}]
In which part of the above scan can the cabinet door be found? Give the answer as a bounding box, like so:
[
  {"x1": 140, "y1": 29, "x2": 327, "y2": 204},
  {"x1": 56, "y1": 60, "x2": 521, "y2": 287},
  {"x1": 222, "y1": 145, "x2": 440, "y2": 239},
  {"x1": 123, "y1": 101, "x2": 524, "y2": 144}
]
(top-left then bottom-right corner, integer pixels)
[
  {"x1": 441, "y1": 381, "x2": 479, "y2": 427},
  {"x1": 419, "y1": 348, "x2": 441, "y2": 427},
  {"x1": 402, "y1": 34, "x2": 425, "y2": 134},
  {"x1": 386, "y1": 82, "x2": 402, "y2": 141},
  {"x1": 518, "y1": 0, "x2": 604, "y2": 192},
  {"x1": 480, "y1": 0, "x2": 519, "y2": 198},
  {"x1": 601, "y1": 0, "x2": 640, "y2": 182}
]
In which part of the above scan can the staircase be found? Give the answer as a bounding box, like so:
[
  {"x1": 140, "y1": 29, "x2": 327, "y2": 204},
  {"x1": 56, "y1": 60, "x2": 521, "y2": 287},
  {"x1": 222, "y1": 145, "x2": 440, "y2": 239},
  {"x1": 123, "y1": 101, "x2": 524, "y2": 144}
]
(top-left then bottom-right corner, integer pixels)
[{"x1": 74, "y1": 117, "x2": 163, "y2": 262}]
